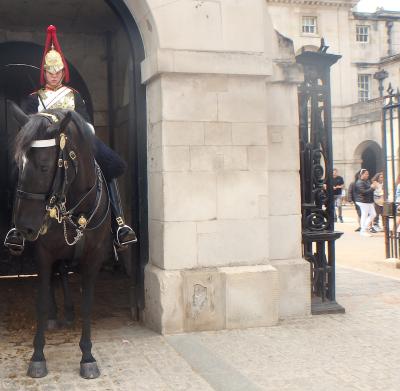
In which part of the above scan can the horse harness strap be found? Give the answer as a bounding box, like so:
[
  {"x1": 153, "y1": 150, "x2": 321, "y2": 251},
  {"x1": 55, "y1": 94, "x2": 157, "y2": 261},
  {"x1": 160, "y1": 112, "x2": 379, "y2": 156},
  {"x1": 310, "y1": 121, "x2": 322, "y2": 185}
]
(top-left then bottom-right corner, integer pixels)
[{"x1": 16, "y1": 112, "x2": 109, "y2": 247}]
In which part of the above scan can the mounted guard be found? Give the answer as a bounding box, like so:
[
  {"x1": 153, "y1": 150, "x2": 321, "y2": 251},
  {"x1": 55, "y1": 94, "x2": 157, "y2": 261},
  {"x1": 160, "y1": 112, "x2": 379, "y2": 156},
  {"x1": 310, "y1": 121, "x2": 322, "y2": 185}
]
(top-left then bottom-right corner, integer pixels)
[{"x1": 4, "y1": 25, "x2": 137, "y2": 255}]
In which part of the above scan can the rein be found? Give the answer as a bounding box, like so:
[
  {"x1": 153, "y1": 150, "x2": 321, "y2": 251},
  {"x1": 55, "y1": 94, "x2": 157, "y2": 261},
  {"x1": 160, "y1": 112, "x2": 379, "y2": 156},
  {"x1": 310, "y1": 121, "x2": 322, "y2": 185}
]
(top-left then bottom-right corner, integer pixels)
[{"x1": 16, "y1": 112, "x2": 109, "y2": 246}]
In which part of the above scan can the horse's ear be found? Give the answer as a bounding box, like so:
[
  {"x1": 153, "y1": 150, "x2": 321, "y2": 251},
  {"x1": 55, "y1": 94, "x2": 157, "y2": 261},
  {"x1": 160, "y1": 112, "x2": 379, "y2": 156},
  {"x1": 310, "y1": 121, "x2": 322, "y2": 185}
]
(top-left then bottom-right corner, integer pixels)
[
  {"x1": 59, "y1": 111, "x2": 73, "y2": 132},
  {"x1": 7, "y1": 100, "x2": 29, "y2": 128}
]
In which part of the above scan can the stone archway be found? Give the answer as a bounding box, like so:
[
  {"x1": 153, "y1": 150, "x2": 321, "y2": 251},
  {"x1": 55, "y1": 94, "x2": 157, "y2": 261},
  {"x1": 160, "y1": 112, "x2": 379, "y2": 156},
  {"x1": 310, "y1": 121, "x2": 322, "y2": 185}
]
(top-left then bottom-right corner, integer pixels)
[
  {"x1": 0, "y1": 0, "x2": 149, "y2": 313},
  {"x1": 354, "y1": 140, "x2": 383, "y2": 177}
]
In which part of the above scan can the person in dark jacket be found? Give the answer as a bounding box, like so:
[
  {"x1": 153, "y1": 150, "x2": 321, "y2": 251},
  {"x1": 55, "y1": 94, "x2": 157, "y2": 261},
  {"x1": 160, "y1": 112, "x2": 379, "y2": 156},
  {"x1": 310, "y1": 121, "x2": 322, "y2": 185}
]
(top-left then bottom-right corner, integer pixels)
[
  {"x1": 355, "y1": 168, "x2": 377, "y2": 236},
  {"x1": 347, "y1": 170, "x2": 362, "y2": 232},
  {"x1": 332, "y1": 168, "x2": 345, "y2": 222}
]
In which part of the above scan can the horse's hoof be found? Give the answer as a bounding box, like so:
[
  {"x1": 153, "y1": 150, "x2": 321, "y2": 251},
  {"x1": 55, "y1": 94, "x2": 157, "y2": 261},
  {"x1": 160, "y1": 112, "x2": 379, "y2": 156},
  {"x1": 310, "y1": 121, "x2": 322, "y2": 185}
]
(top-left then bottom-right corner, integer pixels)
[
  {"x1": 27, "y1": 361, "x2": 48, "y2": 378},
  {"x1": 80, "y1": 362, "x2": 100, "y2": 379},
  {"x1": 47, "y1": 319, "x2": 59, "y2": 330}
]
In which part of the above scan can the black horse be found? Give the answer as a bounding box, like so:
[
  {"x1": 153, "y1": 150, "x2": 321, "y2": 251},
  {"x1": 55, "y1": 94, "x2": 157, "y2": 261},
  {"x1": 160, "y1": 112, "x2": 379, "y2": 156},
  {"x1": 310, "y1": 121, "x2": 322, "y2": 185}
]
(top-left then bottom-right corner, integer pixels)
[{"x1": 11, "y1": 106, "x2": 111, "y2": 379}]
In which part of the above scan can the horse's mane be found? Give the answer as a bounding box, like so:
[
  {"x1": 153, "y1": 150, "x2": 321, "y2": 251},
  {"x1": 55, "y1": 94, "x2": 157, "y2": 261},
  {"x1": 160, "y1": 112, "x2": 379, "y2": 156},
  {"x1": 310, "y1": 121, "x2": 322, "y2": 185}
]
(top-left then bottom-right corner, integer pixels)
[{"x1": 14, "y1": 109, "x2": 95, "y2": 162}]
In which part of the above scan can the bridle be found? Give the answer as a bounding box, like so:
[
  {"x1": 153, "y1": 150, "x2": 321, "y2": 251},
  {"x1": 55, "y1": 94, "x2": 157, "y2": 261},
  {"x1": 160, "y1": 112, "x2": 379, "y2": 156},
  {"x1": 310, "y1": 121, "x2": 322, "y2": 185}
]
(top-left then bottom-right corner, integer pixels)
[{"x1": 15, "y1": 112, "x2": 109, "y2": 245}]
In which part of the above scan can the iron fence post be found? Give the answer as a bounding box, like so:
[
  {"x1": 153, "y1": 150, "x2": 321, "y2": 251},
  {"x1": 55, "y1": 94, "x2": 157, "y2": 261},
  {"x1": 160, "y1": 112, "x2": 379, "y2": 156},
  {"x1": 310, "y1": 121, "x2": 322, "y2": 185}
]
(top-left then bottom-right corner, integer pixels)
[{"x1": 296, "y1": 41, "x2": 345, "y2": 315}]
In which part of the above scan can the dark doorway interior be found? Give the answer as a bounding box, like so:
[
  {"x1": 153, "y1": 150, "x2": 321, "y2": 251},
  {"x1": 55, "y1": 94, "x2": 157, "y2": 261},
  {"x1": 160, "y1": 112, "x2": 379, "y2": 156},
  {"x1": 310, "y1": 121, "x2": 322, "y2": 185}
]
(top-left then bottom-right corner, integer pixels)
[
  {"x1": 0, "y1": 0, "x2": 147, "y2": 316},
  {"x1": 361, "y1": 144, "x2": 383, "y2": 177}
]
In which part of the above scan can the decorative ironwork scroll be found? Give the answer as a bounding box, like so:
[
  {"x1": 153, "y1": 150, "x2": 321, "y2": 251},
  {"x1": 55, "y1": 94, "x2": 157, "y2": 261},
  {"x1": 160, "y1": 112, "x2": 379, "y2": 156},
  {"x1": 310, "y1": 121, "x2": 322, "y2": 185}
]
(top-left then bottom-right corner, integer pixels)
[{"x1": 296, "y1": 41, "x2": 344, "y2": 314}]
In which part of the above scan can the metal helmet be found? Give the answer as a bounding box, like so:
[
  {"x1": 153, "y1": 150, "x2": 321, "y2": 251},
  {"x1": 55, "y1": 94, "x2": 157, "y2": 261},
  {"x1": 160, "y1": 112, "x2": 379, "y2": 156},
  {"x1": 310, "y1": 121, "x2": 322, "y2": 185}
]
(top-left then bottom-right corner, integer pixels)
[{"x1": 40, "y1": 25, "x2": 70, "y2": 85}]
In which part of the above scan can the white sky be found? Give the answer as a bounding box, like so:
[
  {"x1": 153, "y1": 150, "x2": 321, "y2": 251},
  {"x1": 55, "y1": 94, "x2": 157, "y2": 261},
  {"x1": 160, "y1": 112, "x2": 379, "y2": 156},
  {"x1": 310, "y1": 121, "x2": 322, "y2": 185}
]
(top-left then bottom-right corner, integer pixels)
[{"x1": 356, "y1": 0, "x2": 400, "y2": 12}]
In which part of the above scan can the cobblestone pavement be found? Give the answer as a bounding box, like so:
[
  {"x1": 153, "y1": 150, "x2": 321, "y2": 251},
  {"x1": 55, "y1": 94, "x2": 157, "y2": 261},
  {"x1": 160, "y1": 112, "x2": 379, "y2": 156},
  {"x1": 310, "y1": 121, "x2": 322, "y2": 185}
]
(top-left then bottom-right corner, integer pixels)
[{"x1": 1, "y1": 237, "x2": 400, "y2": 390}]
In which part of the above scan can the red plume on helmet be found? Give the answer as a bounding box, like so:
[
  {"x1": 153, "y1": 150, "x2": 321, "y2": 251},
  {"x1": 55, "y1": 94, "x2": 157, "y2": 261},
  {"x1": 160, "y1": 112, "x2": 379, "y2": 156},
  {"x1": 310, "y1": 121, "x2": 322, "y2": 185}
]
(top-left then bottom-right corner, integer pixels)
[{"x1": 40, "y1": 25, "x2": 70, "y2": 85}]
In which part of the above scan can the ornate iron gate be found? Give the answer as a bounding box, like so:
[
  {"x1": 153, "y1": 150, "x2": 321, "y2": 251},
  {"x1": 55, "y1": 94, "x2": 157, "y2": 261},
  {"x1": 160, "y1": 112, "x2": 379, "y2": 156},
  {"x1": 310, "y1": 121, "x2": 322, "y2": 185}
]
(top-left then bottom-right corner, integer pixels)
[
  {"x1": 382, "y1": 86, "x2": 400, "y2": 258},
  {"x1": 296, "y1": 42, "x2": 345, "y2": 314}
]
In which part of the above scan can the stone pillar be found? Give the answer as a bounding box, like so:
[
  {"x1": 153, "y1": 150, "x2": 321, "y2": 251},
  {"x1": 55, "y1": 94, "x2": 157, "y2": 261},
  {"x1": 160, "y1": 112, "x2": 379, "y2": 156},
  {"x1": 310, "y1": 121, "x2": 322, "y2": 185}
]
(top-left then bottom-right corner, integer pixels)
[
  {"x1": 266, "y1": 35, "x2": 311, "y2": 320},
  {"x1": 128, "y1": 0, "x2": 311, "y2": 333},
  {"x1": 144, "y1": 68, "x2": 281, "y2": 333}
]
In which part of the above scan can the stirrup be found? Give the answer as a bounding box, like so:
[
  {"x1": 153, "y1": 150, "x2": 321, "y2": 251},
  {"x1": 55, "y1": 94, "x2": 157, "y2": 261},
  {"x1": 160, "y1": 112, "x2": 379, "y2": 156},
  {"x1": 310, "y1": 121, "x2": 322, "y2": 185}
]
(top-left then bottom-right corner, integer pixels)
[
  {"x1": 114, "y1": 225, "x2": 138, "y2": 248},
  {"x1": 4, "y1": 228, "x2": 25, "y2": 255}
]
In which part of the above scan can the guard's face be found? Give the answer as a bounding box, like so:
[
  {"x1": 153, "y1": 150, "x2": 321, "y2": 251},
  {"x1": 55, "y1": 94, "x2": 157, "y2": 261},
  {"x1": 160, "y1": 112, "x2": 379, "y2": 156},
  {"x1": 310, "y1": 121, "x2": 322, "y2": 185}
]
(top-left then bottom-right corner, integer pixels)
[{"x1": 45, "y1": 69, "x2": 64, "y2": 88}]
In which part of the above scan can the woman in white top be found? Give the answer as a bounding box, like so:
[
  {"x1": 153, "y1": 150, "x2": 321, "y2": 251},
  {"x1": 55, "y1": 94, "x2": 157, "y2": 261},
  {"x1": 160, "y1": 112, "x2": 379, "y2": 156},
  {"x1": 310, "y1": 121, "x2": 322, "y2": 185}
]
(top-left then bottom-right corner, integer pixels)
[{"x1": 371, "y1": 172, "x2": 384, "y2": 231}]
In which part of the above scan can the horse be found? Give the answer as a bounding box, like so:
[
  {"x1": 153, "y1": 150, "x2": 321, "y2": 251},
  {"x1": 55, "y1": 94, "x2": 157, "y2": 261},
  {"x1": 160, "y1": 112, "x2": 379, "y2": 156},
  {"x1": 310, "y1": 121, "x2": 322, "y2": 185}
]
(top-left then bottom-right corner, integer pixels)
[{"x1": 11, "y1": 104, "x2": 111, "y2": 379}]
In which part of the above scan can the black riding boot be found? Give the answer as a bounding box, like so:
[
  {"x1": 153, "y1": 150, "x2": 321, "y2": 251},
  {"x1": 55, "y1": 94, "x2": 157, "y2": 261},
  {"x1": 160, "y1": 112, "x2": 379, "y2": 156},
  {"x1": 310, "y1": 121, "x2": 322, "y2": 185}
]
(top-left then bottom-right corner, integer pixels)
[
  {"x1": 4, "y1": 228, "x2": 25, "y2": 256},
  {"x1": 108, "y1": 179, "x2": 137, "y2": 250}
]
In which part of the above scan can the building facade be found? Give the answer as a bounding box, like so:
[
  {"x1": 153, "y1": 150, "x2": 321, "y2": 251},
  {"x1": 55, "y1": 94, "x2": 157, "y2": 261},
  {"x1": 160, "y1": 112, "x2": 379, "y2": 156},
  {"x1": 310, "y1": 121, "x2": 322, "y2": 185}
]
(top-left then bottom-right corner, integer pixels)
[
  {"x1": 0, "y1": 0, "x2": 312, "y2": 334},
  {"x1": 267, "y1": 0, "x2": 400, "y2": 186}
]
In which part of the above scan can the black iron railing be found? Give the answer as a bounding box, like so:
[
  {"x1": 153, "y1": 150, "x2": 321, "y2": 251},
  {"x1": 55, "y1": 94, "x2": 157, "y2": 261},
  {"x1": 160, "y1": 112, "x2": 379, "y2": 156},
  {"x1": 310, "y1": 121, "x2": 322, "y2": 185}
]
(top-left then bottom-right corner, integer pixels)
[
  {"x1": 296, "y1": 41, "x2": 345, "y2": 314},
  {"x1": 382, "y1": 85, "x2": 400, "y2": 258}
]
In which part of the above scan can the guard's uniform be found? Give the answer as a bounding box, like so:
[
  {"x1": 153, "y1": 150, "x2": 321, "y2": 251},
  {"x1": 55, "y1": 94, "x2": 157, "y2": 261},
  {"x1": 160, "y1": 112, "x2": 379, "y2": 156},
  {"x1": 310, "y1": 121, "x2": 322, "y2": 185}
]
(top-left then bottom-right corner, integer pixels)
[{"x1": 22, "y1": 86, "x2": 90, "y2": 123}]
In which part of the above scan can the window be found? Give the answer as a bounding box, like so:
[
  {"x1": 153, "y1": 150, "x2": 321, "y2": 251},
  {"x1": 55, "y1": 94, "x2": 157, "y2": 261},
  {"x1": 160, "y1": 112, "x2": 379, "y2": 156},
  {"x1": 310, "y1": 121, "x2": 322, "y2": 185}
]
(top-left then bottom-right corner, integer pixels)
[
  {"x1": 356, "y1": 25, "x2": 369, "y2": 42},
  {"x1": 302, "y1": 16, "x2": 317, "y2": 34},
  {"x1": 358, "y1": 74, "x2": 371, "y2": 102}
]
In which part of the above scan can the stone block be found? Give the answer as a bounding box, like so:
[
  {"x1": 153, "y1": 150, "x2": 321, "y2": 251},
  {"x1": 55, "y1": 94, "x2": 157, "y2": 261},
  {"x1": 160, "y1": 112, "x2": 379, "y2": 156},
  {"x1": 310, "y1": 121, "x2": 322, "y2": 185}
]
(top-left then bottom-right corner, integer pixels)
[
  {"x1": 259, "y1": 195, "x2": 269, "y2": 218},
  {"x1": 148, "y1": 145, "x2": 162, "y2": 172},
  {"x1": 218, "y1": 78, "x2": 267, "y2": 122},
  {"x1": 163, "y1": 121, "x2": 204, "y2": 146},
  {"x1": 162, "y1": 75, "x2": 219, "y2": 121},
  {"x1": 220, "y1": 0, "x2": 264, "y2": 52},
  {"x1": 266, "y1": 83, "x2": 298, "y2": 127},
  {"x1": 170, "y1": 50, "x2": 272, "y2": 78},
  {"x1": 198, "y1": 219, "x2": 269, "y2": 267},
  {"x1": 270, "y1": 259, "x2": 311, "y2": 319},
  {"x1": 149, "y1": 121, "x2": 162, "y2": 148},
  {"x1": 248, "y1": 146, "x2": 268, "y2": 170},
  {"x1": 232, "y1": 123, "x2": 268, "y2": 146},
  {"x1": 153, "y1": 0, "x2": 223, "y2": 51},
  {"x1": 147, "y1": 77, "x2": 162, "y2": 124},
  {"x1": 148, "y1": 173, "x2": 164, "y2": 221},
  {"x1": 164, "y1": 222, "x2": 198, "y2": 270},
  {"x1": 196, "y1": 220, "x2": 218, "y2": 234},
  {"x1": 269, "y1": 171, "x2": 301, "y2": 216},
  {"x1": 190, "y1": 146, "x2": 218, "y2": 171},
  {"x1": 149, "y1": 220, "x2": 164, "y2": 269},
  {"x1": 164, "y1": 172, "x2": 217, "y2": 221},
  {"x1": 268, "y1": 125, "x2": 300, "y2": 172},
  {"x1": 204, "y1": 122, "x2": 232, "y2": 145},
  {"x1": 217, "y1": 171, "x2": 267, "y2": 219},
  {"x1": 141, "y1": 48, "x2": 273, "y2": 82},
  {"x1": 144, "y1": 265, "x2": 184, "y2": 334},
  {"x1": 163, "y1": 146, "x2": 190, "y2": 171},
  {"x1": 144, "y1": 263, "x2": 283, "y2": 334},
  {"x1": 182, "y1": 269, "x2": 225, "y2": 331},
  {"x1": 217, "y1": 146, "x2": 248, "y2": 170},
  {"x1": 222, "y1": 265, "x2": 279, "y2": 329},
  {"x1": 269, "y1": 215, "x2": 302, "y2": 260}
]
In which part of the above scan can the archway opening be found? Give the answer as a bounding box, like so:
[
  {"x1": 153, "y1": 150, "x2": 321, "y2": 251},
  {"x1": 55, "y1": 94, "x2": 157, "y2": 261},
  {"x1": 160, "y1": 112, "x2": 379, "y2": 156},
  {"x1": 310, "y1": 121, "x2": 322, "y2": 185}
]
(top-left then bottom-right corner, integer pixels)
[
  {"x1": 354, "y1": 140, "x2": 383, "y2": 177},
  {"x1": 362, "y1": 147, "x2": 378, "y2": 177},
  {"x1": 0, "y1": 0, "x2": 148, "y2": 324}
]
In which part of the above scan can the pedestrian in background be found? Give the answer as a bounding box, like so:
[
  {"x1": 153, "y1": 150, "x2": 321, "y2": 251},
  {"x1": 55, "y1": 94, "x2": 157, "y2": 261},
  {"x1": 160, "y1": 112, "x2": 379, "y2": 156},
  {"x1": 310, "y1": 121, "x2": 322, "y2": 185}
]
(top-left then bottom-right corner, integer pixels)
[
  {"x1": 333, "y1": 168, "x2": 345, "y2": 223},
  {"x1": 348, "y1": 170, "x2": 362, "y2": 232},
  {"x1": 371, "y1": 172, "x2": 384, "y2": 232},
  {"x1": 355, "y1": 169, "x2": 377, "y2": 237}
]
